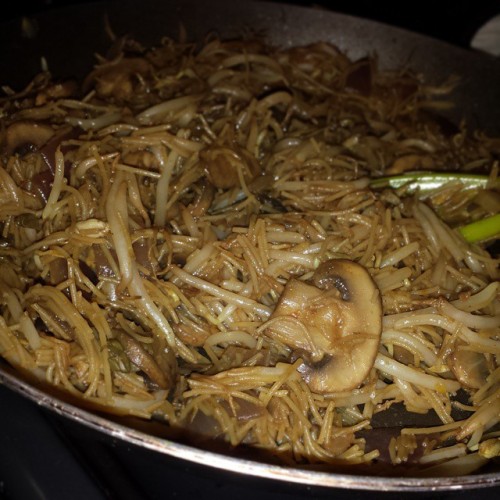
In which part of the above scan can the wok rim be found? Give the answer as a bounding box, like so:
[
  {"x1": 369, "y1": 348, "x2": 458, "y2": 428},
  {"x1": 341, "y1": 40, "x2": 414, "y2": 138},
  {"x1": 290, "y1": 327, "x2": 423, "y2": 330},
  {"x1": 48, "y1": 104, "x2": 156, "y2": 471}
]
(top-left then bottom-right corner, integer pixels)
[
  {"x1": 1, "y1": 0, "x2": 500, "y2": 491},
  {"x1": 1, "y1": 367, "x2": 499, "y2": 492}
]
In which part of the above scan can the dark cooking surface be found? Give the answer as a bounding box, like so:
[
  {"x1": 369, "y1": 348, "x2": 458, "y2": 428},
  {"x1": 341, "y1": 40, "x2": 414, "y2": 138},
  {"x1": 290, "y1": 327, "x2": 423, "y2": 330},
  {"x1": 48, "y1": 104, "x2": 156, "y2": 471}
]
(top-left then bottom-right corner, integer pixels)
[{"x1": 1, "y1": 1, "x2": 500, "y2": 499}]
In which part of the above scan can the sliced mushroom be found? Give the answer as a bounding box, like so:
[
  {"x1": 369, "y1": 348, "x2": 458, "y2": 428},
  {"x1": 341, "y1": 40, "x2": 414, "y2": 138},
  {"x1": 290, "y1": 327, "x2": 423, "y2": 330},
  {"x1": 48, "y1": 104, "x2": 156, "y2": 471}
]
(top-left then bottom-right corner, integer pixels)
[
  {"x1": 387, "y1": 154, "x2": 434, "y2": 175},
  {"x1": 83, "y1": 58, "x2": 152, "y2": 102},
  {"x1": 151, "y1": 334, "x2": 178, "y2": 388},
  {"x1": 171, "y1": 312, "x2": 215, "y2": 347},
  {"x1": 35, "y1": 80, "x2": 78, "y2": 106},
  {"x1": 200, "y1": 146, "x2": 261, "y2": 189},
  {"x1": 114, "y1": 330, "x2": 176, "y2": 390},
  {"x1": 48, "y1": 257, "x2": 69, "y2": 286},
  {"x1": 38, "y1": 125, "x2": 80, "y2": 173},
  {"x1": 19, "y1": 126, "x2": 80, "y2": 203},
  {"x1": 187, "y1": 180, "x2": 215, "y2": 217},
  {"x1": 3, "y1": 120, "x2": 54, "y2": 155},
  {"x1": 448, "y1": 347, "x2": 490, "y2": 389},
  {"x1": 267, "y1": 259, "x2": 382, "y2": 393}
]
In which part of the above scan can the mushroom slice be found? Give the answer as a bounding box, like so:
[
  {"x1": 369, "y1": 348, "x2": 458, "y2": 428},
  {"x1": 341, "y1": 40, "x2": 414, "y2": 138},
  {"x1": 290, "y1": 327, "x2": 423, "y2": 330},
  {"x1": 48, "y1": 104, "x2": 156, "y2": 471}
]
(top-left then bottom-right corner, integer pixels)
[
  {"x1": 448, "y1": 347, "x2": 490, "y2": 389},
  {"x1": 267, "y1": 259, "x2": 382, "y2": 393},
  {"x1": 3, "y1": 120, "x2": 54, "y2": 155},
  {"x1": 115, "y1": 330, "x2": 176, "y2": 390},
  {"x1": 265, "y1": 279, "x2": 333, "y2": 357},
  {"x1": 83, "y1": 58, "x2": 152, "y2": 101},
  {"x1": 200, "y1": 146, "x2": 261, "y2": 189}
]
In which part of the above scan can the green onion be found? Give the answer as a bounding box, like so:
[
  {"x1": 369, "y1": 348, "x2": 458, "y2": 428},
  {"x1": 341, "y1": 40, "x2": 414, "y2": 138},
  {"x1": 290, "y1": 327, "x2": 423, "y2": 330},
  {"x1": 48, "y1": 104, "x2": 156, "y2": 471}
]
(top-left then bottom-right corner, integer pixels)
[
  {"x1": 458, "y1": 214, "x2": 500, "y2": 244},
  {"x1": 369, "y1": 171, "x2": 498, "y2": 197},
  {"x1": 370, "y1": 171, "x2": 500, "y2": 244}
]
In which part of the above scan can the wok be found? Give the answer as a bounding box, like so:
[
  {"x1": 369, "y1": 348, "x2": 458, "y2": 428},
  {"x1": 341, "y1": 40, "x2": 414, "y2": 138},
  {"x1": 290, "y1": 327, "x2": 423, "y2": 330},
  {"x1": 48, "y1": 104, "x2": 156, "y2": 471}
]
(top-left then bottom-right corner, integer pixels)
[{"x1": 0, "y1": 0, "x2": 499, "y2": 492}]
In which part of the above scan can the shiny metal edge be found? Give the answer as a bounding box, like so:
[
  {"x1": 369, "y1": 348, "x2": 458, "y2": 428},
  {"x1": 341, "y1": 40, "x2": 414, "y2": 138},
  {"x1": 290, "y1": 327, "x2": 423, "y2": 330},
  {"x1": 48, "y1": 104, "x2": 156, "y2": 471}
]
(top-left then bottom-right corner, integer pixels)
[
  {"x1": 1, "y1": 0, "x2": 500, "y2": 490},
  {"x1": 1, "y1": 367, "x2": 498, "y2": 491}
]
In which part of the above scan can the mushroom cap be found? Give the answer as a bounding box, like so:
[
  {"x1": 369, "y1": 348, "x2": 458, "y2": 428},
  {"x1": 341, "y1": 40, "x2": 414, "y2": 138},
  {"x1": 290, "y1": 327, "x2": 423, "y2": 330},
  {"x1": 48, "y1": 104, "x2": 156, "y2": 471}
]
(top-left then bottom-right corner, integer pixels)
[
  {"x1": 268, "y1": 259, "x2": 382, "y2": 393},
  {"x1": 200, "y1": 146, "x2": 261, "y2": 190},
  {"x1": 449, "y1": 348, "x2": 490, "y2": 390},
  {"x1": 115, "y1": 330, "x2": 176, "y2": 390},
  {"x1": 3, "y1": 120, "x2": 54, "y2": 155}
]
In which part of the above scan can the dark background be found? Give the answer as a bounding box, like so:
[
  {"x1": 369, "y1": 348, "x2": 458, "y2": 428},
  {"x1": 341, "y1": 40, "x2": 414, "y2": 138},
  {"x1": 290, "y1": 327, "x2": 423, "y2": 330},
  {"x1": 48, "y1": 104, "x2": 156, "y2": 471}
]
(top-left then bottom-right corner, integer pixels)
[
  {"x1": 2, "y1": 0, "x2": 500, "y2": 49},
  {"x1": 1, "y1": 1, "x2": 500, "y2": 499}
]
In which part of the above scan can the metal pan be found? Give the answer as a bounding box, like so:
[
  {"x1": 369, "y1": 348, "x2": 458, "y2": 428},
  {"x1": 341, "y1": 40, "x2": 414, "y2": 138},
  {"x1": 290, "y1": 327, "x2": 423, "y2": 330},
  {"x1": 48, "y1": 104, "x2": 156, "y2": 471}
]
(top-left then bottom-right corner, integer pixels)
[{"x1": 0, "y1": 0, "x2": 499, "y2": 491}]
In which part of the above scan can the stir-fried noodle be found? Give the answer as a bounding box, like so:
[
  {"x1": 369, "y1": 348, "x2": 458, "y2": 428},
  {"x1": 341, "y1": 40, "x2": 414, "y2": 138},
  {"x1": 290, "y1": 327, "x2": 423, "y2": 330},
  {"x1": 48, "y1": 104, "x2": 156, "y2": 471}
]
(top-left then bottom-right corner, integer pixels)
[{"x1": 0, "y1": 36, "x2": 499, "y2": 474}]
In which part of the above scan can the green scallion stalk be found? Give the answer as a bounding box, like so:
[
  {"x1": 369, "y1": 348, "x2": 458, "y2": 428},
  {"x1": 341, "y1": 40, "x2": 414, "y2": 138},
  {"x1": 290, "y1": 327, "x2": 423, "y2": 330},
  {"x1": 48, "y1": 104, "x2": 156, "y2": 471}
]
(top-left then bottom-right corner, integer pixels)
[
  {"x1": 369, "y1": 171, "x2": 498, "y2": 196},
  {"x1": 458, "y1": 214, "x2": 500, "y2": 244},
  {"x1": 370, "y1": 171, "x2": 500, "y2": 244}
]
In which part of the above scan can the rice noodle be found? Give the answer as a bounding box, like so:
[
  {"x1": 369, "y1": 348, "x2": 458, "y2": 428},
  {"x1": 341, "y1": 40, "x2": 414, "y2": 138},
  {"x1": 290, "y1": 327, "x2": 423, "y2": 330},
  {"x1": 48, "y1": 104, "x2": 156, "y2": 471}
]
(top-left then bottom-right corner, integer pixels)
[{"x1": 0, "y1": 35, "x2": 498, "y2": 474}]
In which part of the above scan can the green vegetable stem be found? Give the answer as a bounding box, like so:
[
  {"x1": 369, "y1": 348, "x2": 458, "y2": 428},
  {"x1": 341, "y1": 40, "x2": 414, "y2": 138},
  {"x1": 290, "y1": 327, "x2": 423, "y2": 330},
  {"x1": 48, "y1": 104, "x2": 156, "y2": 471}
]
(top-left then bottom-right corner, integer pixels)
[
  {"x1": 458, "y1": 214, "x2": 500, "y2": 244},
  {"x1": 370, "y1": 171, "x2": 500, "y2": 244}
]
